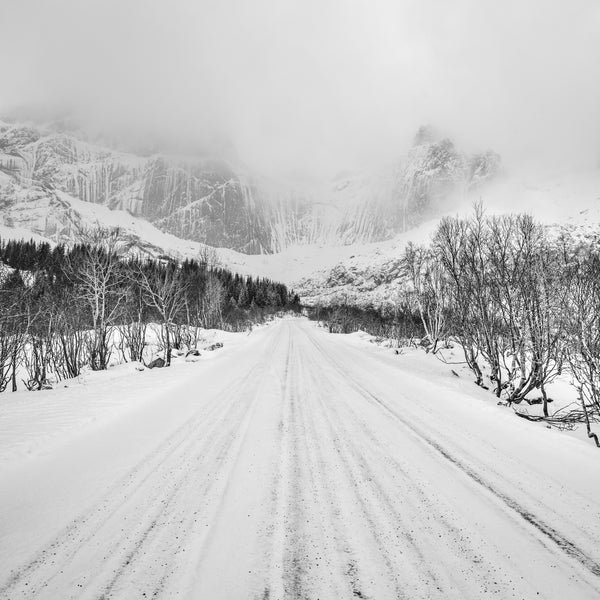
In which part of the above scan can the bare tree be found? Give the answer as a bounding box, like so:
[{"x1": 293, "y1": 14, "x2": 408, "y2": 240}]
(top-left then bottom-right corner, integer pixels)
[
  {"x1": 52, "y1": 303, "x2": 89, "y2": 379},
  {"x1": 486, "y1": 215, "x2": 566, "y2": 410},
  {"x1": 432, "y1": 214, "x2": 485, "y2": 386},
  {"x1": 564, "y1": 251, "x2": 600, "y2": 442},
  {"x1": 403, "y1": 242, "x2": 449, "y2": 352},
  {"x1": 197, "y1": 245, "x2": 221, "y2": 269},
  {"x1": 70, "y1": 227, "x2": 127, "y2": 370},
  {"x1": 135, "y1": 261, "x2": 188, "y2": 366},
  {"x1": 22, "y1": 312, "x2": 54, "y2": 390},
  {"x1": 432, "y1": 208, "x2": 565, "y2": 404},
  {"x1": 119, "y1": 276, "x2": 148, "y2": 363},
  {"x1": 0, "y1": 268, "x2": 31, "y2": 392},
  {"x1": 200, "y1": 273, "x2": 225, "y2": 329}
]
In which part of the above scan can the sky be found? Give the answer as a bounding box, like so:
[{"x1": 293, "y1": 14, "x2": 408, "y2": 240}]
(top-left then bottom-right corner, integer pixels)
[{"x1": 1, "y1": 0, "x2": 599, "y2": 179}]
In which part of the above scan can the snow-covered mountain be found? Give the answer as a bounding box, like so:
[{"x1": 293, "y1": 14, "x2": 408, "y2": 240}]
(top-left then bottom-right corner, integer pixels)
[
  {"x1": 6, "y1": 115, "x2": 596, "y2": 311},
  {"x1": 0, "y1": 120, "x2": 500, "y2": 254},
  {"x1": 294, "y1": 170, "x2": 600, "y2": 308}
]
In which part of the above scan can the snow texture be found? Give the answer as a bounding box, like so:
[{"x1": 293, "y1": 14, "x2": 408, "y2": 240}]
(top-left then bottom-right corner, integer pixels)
[{"x1": 1, "y1": 319, "x2": 599, "y2": 599}]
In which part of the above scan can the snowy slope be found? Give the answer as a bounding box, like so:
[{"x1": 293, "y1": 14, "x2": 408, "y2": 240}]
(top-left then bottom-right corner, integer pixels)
[
  {"x1": 0, "y1": 189, "x2": 270, "y2": 278},
  {"x1": 2, "y1": 166, "x2": 599, "y2": 310},
  {"x1": 295, "y1": 168, "x2": 600, "y2": 307}
]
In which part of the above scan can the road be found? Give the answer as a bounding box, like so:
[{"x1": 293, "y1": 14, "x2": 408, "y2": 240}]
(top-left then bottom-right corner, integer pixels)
[{"x1": 1, "y1": 319, "x2": 600, "y2": 599}]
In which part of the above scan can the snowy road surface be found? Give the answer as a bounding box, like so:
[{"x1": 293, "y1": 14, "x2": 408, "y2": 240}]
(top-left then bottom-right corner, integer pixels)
[{"x1": 1, "y1": 319, "x2": 600, "y2": 599}]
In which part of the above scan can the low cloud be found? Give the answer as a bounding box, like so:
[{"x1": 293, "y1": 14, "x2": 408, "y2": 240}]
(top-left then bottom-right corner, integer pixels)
[{"x1": 1, "y1": 0, "x2": 599, "y2": 178}]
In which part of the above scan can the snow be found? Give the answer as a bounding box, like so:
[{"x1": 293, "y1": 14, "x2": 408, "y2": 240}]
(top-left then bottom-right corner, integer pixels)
[
  {"x1": 0, "y1": 326, "x2": 241, "y2": 469},
  {"x1": 1, "y1": 318, "x2": 599, "y2": 599},
  {"x1": 476, "y1": 166, "x2": 600, "y2": 226},
  {"x1": 2, "y1": 146, "x2": 599, "y2": 305},
  {"x1": 292, "y1": 167, "x2": 600, "y2": 305},
  {"x1": 0, "y1": 223, "x2": 49, "y2": 246},
  {"x1": 0, "y1": 261, "x2": 14, "y2": 284},
  {"x1": 344, "y1": 328, "x2": 594, "y2": 443}
]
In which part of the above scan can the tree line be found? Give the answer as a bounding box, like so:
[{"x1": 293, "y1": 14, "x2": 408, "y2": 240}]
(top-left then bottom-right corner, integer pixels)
[
  {"x1": 306, "y1": 302, "x2": 424, "y2": 344},
  {"x1": 403, "y1": 207, "x2": 600, "y2": 444},
  {"x1": 0, "y1": 229, "x2": 300, "y2": 392}
]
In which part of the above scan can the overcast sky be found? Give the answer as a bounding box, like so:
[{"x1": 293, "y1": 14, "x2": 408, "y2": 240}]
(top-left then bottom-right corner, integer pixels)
[{"x1": 1, "y1": 0, "x2": 599, "y2": 178}]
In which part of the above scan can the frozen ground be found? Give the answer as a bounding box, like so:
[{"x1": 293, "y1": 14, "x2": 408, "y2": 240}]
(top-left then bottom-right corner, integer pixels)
[{"x1": 0, "y1": 318, "x2": 599, "y2": 599}]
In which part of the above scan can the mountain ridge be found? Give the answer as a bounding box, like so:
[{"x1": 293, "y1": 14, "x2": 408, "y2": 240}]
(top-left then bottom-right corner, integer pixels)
[{"x1": 0, "y1": 119, "x2": 500, "y2": 254}]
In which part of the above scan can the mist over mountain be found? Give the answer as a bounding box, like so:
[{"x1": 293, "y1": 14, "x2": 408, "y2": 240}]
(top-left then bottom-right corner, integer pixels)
[
  {"x1": 0, "y1": 0, "x2": 599, "y2": 303},
  {"x1": 0, "y1": 118, "x2": 500, "y2": 253},
  {"x1": 2, "y1": 0, "x2": 599, "y2": 180}
]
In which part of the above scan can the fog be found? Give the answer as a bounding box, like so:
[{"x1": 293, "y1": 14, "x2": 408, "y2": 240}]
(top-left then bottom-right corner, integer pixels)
[{"x1": 1, "y1": 0, "x2": 599, "y2": 179}]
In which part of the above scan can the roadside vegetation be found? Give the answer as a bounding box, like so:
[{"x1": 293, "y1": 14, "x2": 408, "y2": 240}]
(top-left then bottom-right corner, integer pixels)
[
  {"x1": 313, "y1": 206, "x2": 600, "y2": 445},
  {"x1": 0, "y1": 227, "x2": 300, "y2": 392}
]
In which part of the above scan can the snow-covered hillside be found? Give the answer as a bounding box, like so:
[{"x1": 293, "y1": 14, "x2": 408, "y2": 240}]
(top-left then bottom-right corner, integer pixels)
[
  {"x1": 2, "y1": 168, "x2": 599, "y2": 310},
  {"x1": 294, "y1": 168, "x2": 600, "y2": 307}
]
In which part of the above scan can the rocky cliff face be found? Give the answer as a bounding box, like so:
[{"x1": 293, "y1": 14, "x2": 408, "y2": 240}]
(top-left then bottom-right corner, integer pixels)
[{"x1": 0, "y1": 120, "x2": 500, "y2": 253}]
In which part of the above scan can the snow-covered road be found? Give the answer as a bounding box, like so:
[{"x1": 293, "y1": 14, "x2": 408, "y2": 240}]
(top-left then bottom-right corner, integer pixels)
[{"x1": 1, "y1": 319, "x2": 600, "y2": 599}]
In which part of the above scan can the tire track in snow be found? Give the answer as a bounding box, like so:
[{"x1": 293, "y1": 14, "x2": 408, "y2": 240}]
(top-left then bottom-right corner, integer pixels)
[
  {"x1": 301, "y1": 363, "x2": 403, "y2": 599},
  {"x1": 98, "y1": 388, "x2": 260, "y2": 598},
  {"x1": 268, "y1": 331, "x2": 317, "y2": 600},
  {"x1": 264, "y1": 324, "x2": 357, "y2": 599},
  {"x1": 300, "y1": 342, "x2": 513, "y2": 597},
  {"x1": 262, "y1": 328, "x2": 295, "y2": 600},
  {"x1": 302, "y1": 344, "x2": 432, "y2": 599},
  {"x1": 99, "y1": 329, "x2": 290, "y2": 599},
  {"x1": 288, "y1": 334, "x2": 354, "y2": 599},
  {"x1": 338, "y1": 336, "x2": 600, "y2": 549},
  {"x1": 4, "y1": 320, "x2": 600, "y2": 599},
  {"x1": 302, "y1": 327, "x2": 600, "y2": 587},
  {"x1": 0, "y1": 341, "x2": 277, "y2": 600},
  {"x1": 267, "y1": 322, "x2": 506, "y2": 599},
  {"x1": 101, "y1": 363, "x2": 271, "y2": 598}
]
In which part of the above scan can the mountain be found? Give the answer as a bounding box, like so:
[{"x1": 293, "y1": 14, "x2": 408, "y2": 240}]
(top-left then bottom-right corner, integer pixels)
[
  {"x1": 0, "y1": 120, "x2": 500, "y2": 254},
  {"x1": 2, "y1": 117, "x2": 599, "y2": 312},
  {"x1": 294, "y1": 170, "x2": 600, "y2": 309}
]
